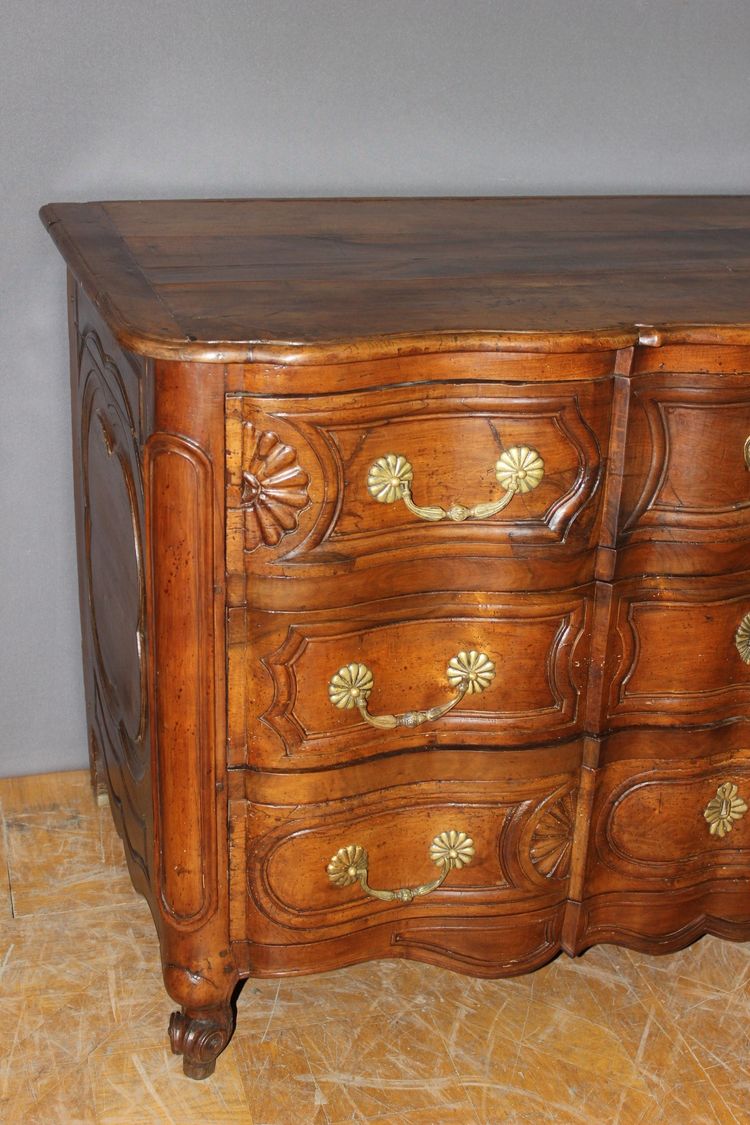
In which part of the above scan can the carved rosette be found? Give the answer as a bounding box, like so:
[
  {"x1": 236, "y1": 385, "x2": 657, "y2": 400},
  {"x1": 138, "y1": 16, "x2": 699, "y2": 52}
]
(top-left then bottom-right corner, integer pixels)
[
  {"x1": 240, "y1": 425, "x2": 310, "y2": 551},
  {"x1": 529, "y1": 790, "x2": 576, "y2": 879}
]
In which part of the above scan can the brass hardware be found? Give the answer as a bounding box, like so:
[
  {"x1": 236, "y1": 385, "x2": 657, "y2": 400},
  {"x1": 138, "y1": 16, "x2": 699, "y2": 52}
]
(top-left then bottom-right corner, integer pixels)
[
  {"x1": 735, "y1": 614, "x2": 750, "y2": 664},
  {"x1": 328, "y1": 650, "x2": 495, "y2": 730},
  {"x1": 704, "y1": 782, "x2": 748, "y2": 839},
  {"x1": 744, "y1": 435, "x2": 750, "y2": 470},
  {"x1": 327, "y1": 829, "x2": 475, "y2": 903},
  {"x1": 366, "y1": 446, "x2": 544, "y2": 523}
]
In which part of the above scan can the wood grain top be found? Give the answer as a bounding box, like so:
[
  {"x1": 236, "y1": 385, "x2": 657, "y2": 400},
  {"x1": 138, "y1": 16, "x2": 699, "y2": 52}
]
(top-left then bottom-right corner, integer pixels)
[{"x1": 40, "y1": 196, "x2": 750, "y2": 363}]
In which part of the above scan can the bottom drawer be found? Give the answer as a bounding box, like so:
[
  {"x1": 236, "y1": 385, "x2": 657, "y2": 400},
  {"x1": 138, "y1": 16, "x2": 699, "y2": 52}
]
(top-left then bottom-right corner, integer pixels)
[
  {"x1": 241, "y1": 904, "x2": 566, "y2": 979},
  {"x1": 230, "y1": 745, "x2": 582, "y2": 975},
  {"x1": 578, "y1": 885, "x2": 750, "y2": 955},
  {"x1": 587, "y1": 748, "x2": 750, "y2": 896}
]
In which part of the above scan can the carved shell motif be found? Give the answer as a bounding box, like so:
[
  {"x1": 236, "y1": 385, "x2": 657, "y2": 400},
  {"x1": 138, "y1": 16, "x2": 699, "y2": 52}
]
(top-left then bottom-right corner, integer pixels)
[
  {"x1": 529, "y1": 790, "x2": 577, "y2": 879},
  {"x1": 241, "y1": 427, "x2": 310, "y2": 551},
  {"x1": 735, "y1": 614, "x2": 750, "y2": 664}
]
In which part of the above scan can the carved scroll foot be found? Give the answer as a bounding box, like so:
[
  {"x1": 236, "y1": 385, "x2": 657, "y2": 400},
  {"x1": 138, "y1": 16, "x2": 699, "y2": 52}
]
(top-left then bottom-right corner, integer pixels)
[{"x1": 168, "y1": 1005, "x2": 235, "y2": 1080}]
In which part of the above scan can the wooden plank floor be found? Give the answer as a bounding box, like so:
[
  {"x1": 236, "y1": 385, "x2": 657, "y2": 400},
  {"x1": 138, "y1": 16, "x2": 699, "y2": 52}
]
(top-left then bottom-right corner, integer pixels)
[{"x1": 0, "y1": 769, "x2": 748, "y2": 1124}]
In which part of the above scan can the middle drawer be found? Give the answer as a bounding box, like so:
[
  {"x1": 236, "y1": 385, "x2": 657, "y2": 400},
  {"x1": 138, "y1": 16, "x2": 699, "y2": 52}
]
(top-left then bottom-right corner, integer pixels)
[{"x1": 227, "y1": 587, "x2": 595, "y2": 769}]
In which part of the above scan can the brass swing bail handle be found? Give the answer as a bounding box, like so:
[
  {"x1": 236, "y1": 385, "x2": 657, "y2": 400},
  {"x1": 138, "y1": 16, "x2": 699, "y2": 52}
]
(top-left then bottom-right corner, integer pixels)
[
  {"x1": 366, "y1": 446, "x2": 544, "y2": 523},
  {"x1": 327, "y1": 830, "x2": 475, "y2": 904},
  {"x1": 327, "y1": 650, "x2": 495, "y2": 731}
]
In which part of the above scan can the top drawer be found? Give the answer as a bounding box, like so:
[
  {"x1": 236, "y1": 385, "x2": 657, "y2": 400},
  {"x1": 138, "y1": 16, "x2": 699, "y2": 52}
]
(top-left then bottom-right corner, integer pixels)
[
  {"x1": 226, "y1": 378, "x2": 613, "y2": 604},
  {"x1": 617, "y1": 365, "x2": 750, "y2": 577}
]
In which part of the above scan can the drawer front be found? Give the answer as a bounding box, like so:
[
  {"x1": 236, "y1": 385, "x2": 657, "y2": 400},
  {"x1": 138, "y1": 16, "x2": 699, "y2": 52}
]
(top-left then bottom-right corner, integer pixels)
[
  {"x1": 226, "y1": 379, "x2": 612, "y2": 594},
  {"x1": 587, "y1": 750, "x2": 750, "y2": 896},
  {"x1": 229, "y1": 589, "x2": 594, "y2": 769},
  {"x1": 232, "y1": 747, "x2": 581, "y2": 955},
  {"x1": 617, "y1": 372, "x2": 750, "y2": 576},
  {"x1": 604, "y1": 574, "x2": 750, "y2": 729}
]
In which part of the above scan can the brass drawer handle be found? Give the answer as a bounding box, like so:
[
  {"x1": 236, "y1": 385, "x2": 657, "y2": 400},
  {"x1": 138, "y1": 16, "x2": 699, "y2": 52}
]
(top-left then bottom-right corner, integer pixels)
[
  {"x1": 367, "y1": 446, "x2": 544, "y2": 523},
  {"x1": 704, "y1": 782, "x2": 748, "y2": 838},
  {"x1": 327, "y1": 829, "x2": 475, "y2": 903},
  {"x1": 328, "y1": 650, "x2": 495, "y2": 730}
]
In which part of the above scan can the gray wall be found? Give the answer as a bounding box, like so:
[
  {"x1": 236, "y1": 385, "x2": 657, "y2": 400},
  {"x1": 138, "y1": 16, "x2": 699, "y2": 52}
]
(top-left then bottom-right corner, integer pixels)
[{"x1": 2, "y1": 0, "x2": 750, "y2": 778}]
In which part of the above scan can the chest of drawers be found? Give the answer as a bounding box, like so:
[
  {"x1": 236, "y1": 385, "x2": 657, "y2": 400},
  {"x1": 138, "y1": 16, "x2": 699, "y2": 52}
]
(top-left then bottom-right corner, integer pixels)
[{"x1": 41, "y1": 197, "x2": 750, "y2": 1079}]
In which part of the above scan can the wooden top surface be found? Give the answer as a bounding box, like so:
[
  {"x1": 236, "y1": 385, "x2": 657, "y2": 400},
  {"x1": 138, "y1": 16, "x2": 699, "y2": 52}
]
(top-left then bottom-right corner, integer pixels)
[{"x1": 40, "y1": 196, "x2": 750, "y2": 363}]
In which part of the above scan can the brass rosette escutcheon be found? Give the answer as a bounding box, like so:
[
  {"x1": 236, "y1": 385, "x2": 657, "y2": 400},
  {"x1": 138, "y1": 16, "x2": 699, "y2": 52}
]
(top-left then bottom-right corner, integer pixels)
[
  {"x1": 326, "y1": 829, "x2": 475, "y2": 903},
  {"x1": 494, "y1": 445, "x2": 545, "y2": 494},
  {"x1": 327, "y1": 650, "x2": 495, "y2": 730},
  {"x1": 328, "y1": 663, "x2": 374, "y2": 709},
  {"x1": 704, "y1": 782, "x2": 748, "y2": 838},
  {"x1": 366, "y1": 446, "x2": 543, "y2": 523}
]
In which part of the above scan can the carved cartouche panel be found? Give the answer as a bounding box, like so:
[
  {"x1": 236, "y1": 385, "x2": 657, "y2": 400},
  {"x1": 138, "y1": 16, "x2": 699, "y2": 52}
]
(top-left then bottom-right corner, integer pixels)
[
  {"x1": 81, "y1": 333, "x2": 147, "y2": 755},
  {"x1": 240, "y1": 590, "x2": 592, "y2": 767},
  {"x1": 621, "y1": 376, "x2": 750, "y2": 539},
  {"x1": 590, "y1": 754, "x2": 750, "y2": 894},
  {"x1": 606, "y1": 575, "x2": 750, "y2": 727},
  {"x1": 229, "y1": 381, "x2": 610, "y2": 576},
  {"x1": 239, "y1": 769, "x2": 579, "y2": 947},
  {"x1": 78, "y1": 330, "x2": 149, "y2": 877}
]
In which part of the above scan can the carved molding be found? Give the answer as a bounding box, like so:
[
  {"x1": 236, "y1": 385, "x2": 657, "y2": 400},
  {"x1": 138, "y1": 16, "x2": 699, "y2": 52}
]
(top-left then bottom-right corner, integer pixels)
[
  {"x1": 229, "y1": 389, "x2": 605, "y2": 570},
  {"x1": 241, "y1": 767, "x2": 580, "y2": 938},
  {"x1": 623, "y1": 385, "x2": 750, "y2": 537},
  {"x1": 257, "y1": 601, "x2": 589, "y2": 761},
  {"x1": 146, "y1": 433, "x2": 217, "y2": 930},
  {"x1": 80, "y1": 332, "x2": 148, "y2": 766},
  {"x1": 390, "y1": 913, "x2": 561, "y2": 976},
  {"x1": 596, "y1": 760, "x2": 750, "y2": 883},
  {"x1": 609, "y1": 583, "x2": 750, "y2": 725},
  {"x1": 76, "y1": 329, "x2": 152, "y2": 892},
  {"x1": 248, "y1": 796, "x2": 513, "y2": 932},
  {"x1": 93, "y1": 685, "x2": 148, "y2": 883},
  {"x1": 322, "y1": 396, "x2": 601, "y2": 547}
]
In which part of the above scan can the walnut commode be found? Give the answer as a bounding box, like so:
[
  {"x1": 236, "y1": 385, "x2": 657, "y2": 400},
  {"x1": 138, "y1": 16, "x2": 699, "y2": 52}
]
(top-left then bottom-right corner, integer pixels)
[{"x1": 42, "y1": 197, "x2": 750, "y2": 1079}]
